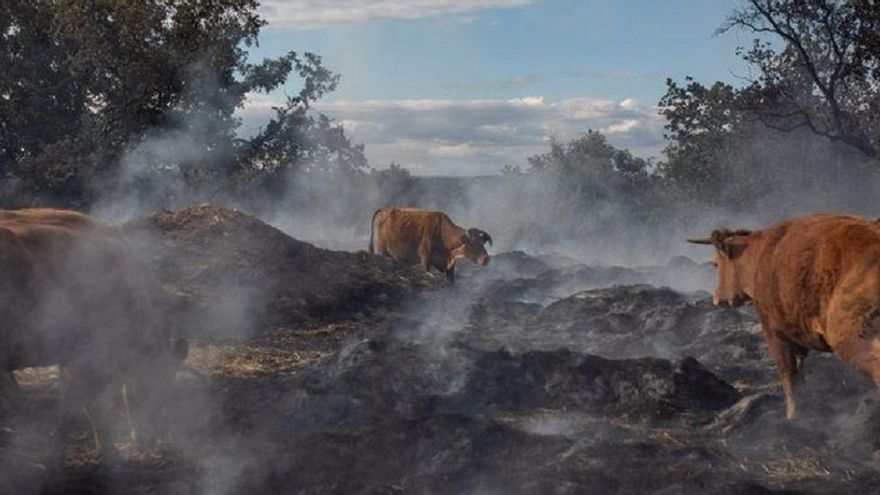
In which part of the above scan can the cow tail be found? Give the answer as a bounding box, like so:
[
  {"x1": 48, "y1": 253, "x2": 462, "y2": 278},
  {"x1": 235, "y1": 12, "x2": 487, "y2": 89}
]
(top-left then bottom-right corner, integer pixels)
[{"x1": 369, "y1": 208, "x2": 382, "y2": 254}]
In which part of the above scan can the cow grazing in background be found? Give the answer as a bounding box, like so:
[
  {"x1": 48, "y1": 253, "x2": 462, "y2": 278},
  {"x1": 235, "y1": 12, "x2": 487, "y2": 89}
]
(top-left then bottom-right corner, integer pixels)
[
  {"x1": 369, "y1": 207, "x2": 492, "y2": 283},
  {"x1": 0, "y1": 208, "x2": 188, "y2": 462},
  {"x1": 688, "y1": 213, "x2": 880, "y2": 424}
]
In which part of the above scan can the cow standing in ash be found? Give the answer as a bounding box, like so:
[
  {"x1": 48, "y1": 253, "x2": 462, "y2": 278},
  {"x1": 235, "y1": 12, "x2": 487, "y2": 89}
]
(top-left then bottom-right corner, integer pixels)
[
  {"x1": 690, "y1": 214, "x2": 880, "y2": 427},
  {"x1": 0, "y1": 208, "x2": 188, "y2": 463},
  {"x1": 369, "y1": 207, "x2": 493, "y2": 283}
]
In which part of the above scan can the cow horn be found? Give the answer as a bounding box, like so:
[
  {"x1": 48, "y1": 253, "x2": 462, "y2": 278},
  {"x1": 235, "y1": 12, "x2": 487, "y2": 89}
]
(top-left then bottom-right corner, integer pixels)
[{"x1": 686, "y1": 237, "x2": 713, "y2": 245}]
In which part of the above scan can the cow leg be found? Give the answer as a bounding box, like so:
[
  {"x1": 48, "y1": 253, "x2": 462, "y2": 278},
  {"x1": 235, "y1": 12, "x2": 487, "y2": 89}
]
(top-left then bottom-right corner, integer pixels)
[
  {"x1": 418, "y1": 240, "x2": 432, "y2": 273},
  {"x1": 763, "y1": 328, "x2": 800, "y2": 420},
  {"x1": 375, "y1": 236, "x2": 388, "y2": 257},
  {"x1": 0, "y1": 369, "x2": 19, "y2": 408},
  {"x1": 121, "y1": 383, "x2": 138, "y2": 445},
  {"x1": 0, "y1": 369, "x2": 19, "y2": 459},
  {"x1": 821, "y1": 296, "x2": 880, "y2": 454},
  {"x1": 49, "y1": 368, "x2": 76, "y2": 474},
  {"x1": 827, "y1": 335, "x2": 880, "y2": 454},
  {"x1": 446, "y1": 267, "x2": 455, "y2": 284},
  {"x1": 793, "y1": 345, "x2": 809, "y2": 375},
  {"x1": 82, "y1": 396, "x2": 119, "y2": 463},
  {"x1": 123, "y1": 381, "x2": 161, "y2": 449},
  {"x1": 68, "y1": 367, "x2": 118, "y2": 462},
  {"x1": 46, "y1": 373, "x2": 67, "y2": 483}
]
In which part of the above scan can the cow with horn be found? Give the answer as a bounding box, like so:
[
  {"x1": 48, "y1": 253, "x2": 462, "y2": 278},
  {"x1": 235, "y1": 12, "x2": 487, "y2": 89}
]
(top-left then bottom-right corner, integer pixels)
[
  {"x1": 369, "y1": 207, "x2": 493, "y2": 283},
  {"x1": 688, "y1": 214, "x2": 880, "y2": 430}
]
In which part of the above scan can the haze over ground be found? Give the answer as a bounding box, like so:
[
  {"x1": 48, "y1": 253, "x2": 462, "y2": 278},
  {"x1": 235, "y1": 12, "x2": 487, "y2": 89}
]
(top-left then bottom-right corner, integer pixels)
[{"x1": 5, "y1": 1, "x2": 880, "y2": 493}]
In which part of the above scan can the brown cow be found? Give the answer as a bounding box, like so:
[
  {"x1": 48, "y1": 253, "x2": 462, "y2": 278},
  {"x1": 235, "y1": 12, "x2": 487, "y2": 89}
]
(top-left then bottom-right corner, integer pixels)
[
  {"x1": 369, "y1": 207, "x2": 492, "y2": 283},
  {"x1": 0, "y1": 208, "x2": 188, "y2": 462},
  {"x1": 688, "y1": 213, "x2": 880, "y2": 422}
]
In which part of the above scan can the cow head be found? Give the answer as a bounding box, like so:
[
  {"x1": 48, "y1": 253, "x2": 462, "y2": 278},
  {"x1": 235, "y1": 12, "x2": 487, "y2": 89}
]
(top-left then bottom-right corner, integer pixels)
[
  {"x1": 459, "y1": 228, "x2": 493, "y2": 266},
  {"x1": 687, "y1": 228, "x2": 756, "y2": 307}
]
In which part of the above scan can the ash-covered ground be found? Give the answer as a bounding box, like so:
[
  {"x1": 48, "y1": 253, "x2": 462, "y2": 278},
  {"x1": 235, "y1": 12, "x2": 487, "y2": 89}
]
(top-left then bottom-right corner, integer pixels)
[{"x1": 3, "y1": 206, "x2": 880, "y2": 494}]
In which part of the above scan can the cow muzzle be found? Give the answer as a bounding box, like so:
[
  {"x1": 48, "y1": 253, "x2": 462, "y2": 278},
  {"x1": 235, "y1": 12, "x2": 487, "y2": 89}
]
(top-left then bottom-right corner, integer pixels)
[{"x1": 713, "y1": 293, "x2": 751, "y2": 307}]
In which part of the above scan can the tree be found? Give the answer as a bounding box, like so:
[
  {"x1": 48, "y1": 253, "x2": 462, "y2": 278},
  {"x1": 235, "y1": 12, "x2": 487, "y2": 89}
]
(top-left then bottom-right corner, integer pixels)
[
  {"x1": 722, "y1": 0, "x2": 880, "y2": 158},
  {"x1": 235, "y1": 55, "x2": 366, "y2": 197},
  {"x1": 525, "y1": 131, "x2": 651, "y2": 190},
  {"x1": 0, "y1": 0, "x2": 84, "y2": 200},
  {"x1": 658, "y1": 78, "x2": 742, "y2": 203},
  {"x1": 517, "y1": 130, "x2": 656, "y2": 223},
  {"x1": 0, "y1": 0, "x2": 363, "y2": 208},
  {"x1": 657, "y1": 1, "x2": 880, "y2": 212},
  {"x1": 657, "y1": 74, "x2": 866, "y2": 211}
]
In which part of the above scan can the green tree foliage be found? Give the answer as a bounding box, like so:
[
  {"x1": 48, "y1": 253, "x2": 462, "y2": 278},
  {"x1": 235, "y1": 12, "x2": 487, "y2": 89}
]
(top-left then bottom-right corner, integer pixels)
[
  {"x1": 660, "y1": 80, "x2": 736, "y2": 184},
  {"x1": 525, "y1": 131, "x2": 652, "y2": 193},
  {"x1": 658, "y1": 78, "x2": 754, "y2": 206},
  {"x1": 0, "y1": 0, "x2": 84, "y2": 199},
  {"x1": 238, "y1": 73, "x2": 368, "y2": 198},
  {"x1": 0, "y1": 0, "x2": 364, "y2": 208},
  {"x1": 514, "y1": 130, "x2": 659, "y2": 225}
]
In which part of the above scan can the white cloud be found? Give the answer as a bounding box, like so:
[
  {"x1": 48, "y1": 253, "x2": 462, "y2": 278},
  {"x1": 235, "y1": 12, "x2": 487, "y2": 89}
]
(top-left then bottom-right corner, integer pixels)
[
  {"x1": 237, "y1": 95, "x2": 666, "y2": 176},
  {"x1": 602, "y1": 119, "x2": 641, "y2": 134},
  {"x1": 517, "y1": 96, "x2": 545, "y2": 107},
  {"x1": 259, "y1": 0, "x2": 535, "y2": 28},
  {"x1": 620, "y1": 97, "x2": 639, "y2": 110},
  {"x1": 558, "y1": 98, "x2": 620, "y2": 120},
  {"x1": 338, "y1": 119, "x2": 386, "y2": 132},
  {"x1": 241, "y1": 93, "x2": 279, "y2": 112},
  {"x1": 427, "y1": 143, "x2": 481, "y2": 157},
  {"x1": 478, "y1": 124, "x2": 519, "y2": 135}
]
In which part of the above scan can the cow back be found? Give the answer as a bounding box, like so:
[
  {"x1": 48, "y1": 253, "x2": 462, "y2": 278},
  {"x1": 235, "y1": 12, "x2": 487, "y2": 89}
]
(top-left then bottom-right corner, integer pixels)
[
  {"x1": 751, "y1": 214, "x2": 880, "y2": 349},
  {"x1": 375, "y1": 208, "x2": 459, "y2": 264}
]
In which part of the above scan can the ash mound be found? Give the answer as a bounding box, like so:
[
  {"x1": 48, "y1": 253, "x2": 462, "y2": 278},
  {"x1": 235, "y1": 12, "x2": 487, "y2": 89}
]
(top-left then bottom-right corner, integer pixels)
[
  {"x1": 466, "y1": 284, "x2": 766, "y2": 383},
  {"x1": 124, "y1": 205, "x2": 437, "y2": 336},
  {"x1": 458, "y1": 250, "x2": 717, "y2": 304}
]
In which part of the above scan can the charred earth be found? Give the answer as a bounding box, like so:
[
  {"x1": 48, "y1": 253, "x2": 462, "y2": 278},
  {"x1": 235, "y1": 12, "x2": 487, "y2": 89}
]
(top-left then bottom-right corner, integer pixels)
[{"x1": 1, "y1": 206, "x2": 879, "y2": 494}]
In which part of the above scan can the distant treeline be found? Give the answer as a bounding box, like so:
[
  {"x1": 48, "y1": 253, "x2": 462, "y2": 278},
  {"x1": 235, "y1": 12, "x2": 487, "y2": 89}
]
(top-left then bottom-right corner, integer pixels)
[{"x1": 2, "y1": 0, "x2": 880, "y2": 230}]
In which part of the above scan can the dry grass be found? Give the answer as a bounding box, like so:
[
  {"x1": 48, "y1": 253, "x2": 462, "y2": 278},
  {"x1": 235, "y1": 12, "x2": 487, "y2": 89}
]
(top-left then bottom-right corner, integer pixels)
[
  {"x1": 13, "y1": 366, "x2": 60, "y2": 389},
  {"x1": 186, "y1": 343, "x2": 327, "y2": 378},
  {"x1": 186, "y1": 322, "x2": 358, "y2": 378}
]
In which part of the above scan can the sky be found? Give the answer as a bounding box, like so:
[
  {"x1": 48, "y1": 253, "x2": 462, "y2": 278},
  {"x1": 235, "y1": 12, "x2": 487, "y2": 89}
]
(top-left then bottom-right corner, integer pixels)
[{"x1": 237, "y1": 0, "x2": 754, "y2": 176}]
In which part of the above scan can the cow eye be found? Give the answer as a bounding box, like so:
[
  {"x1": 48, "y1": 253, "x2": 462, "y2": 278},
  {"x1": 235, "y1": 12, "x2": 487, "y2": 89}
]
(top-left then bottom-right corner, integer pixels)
[{"x1": 710, "y1": 261, "x2": 718, "y2": 268}]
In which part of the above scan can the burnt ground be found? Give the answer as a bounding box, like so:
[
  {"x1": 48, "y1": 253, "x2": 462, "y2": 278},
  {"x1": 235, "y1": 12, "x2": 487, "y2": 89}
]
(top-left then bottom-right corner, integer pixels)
[{"x1": 2, "y1": 205, "x2": 880, "y2": 494}]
